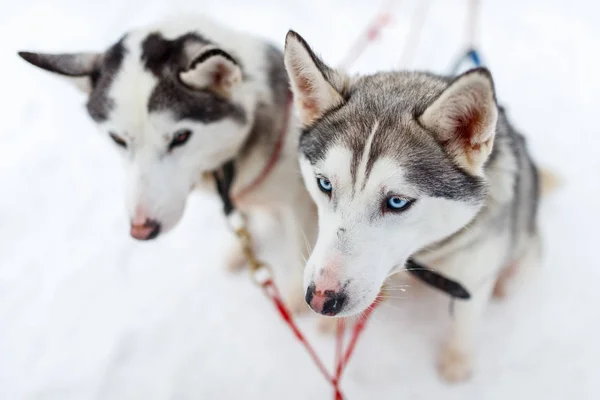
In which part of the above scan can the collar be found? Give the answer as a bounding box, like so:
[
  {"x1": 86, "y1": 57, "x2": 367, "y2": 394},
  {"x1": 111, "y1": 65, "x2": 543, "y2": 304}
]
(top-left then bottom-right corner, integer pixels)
[{"x1": 405, "y1": 259, "x2": 471, "y2": 300}]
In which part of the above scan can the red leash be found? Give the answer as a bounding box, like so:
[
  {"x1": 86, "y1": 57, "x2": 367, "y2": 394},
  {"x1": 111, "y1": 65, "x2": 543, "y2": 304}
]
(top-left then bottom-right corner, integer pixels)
[
  {"x1": 338, "y1": 0, "x2": 400, "y2": 69},
  {"x1": 228, "y1": 88, "x2": 378, "y2": 398},
  {"x1": 259, "y1": 277, "x2": 379, "y2": 399}
]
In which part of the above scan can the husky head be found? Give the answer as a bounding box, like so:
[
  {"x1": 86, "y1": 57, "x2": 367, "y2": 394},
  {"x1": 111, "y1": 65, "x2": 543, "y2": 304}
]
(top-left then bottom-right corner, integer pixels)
[
  {"x1": 284, "y1": 31, "x2": 498, "y2": 317},
  {"x1": 19, "y1": 23, "x2": 258, "y2": 240}
]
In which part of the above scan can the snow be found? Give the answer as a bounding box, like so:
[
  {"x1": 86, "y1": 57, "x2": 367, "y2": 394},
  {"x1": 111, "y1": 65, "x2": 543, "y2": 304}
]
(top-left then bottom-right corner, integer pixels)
[{"x1": 1, "y1": 0, "x2": 599, "y2": 399}]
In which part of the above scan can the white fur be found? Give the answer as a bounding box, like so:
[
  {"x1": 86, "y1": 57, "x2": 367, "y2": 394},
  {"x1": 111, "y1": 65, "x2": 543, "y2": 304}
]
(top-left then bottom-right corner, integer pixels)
[
  {"x1": 87, "y1": 19, "x2": 266, "y2": 232},
  {"x1": 25, "y1": 16, "x2": 319, "y2": 312},
  {"x1": 300, "y1": 146, "x2": 480, "y2": 317},
  {"x1": 286, "y1": 31, "x2": 540, "y2": 383}
]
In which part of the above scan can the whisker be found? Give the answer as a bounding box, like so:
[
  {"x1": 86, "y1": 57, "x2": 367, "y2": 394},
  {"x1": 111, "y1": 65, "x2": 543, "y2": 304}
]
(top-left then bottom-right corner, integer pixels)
[{"x1": 373, "y1": 301, "x2": 405, "y2": 313}]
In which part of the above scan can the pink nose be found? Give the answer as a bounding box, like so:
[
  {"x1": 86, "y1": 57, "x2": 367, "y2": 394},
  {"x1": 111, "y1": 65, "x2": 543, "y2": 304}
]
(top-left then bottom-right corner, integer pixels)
[
  {"x1": 305, "y1": 284, "x2": 347, "y2": 316},
  {"x1": 130, "y1": 219, "x2": 161, "y2": 240}
]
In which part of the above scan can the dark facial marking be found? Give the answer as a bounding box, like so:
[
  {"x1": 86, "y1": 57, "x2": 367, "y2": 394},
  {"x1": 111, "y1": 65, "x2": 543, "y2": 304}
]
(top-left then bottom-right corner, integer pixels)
[
  {"x1": 141, "y1": 32, "x2": 211, "y2": 77},
  {"x1": 141, "y1": 32, "x2": 246, "y2": 125},
  {"x1": 147, "y1": 78, "x2": 246, "y2": 124},
  {"x1": 86, "y1": 36, "x2": 127, "y2": 122}
]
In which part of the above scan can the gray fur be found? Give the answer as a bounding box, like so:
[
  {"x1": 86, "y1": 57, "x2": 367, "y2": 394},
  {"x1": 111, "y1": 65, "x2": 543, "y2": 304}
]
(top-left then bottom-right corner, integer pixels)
[
  {"x1": 19, "y1": 23, "x2": 292, "y2": 188},
  {"x1": 300, "y1": 71, "x2": 488, "y2": 202},
  {"x1": 86, "y1": 37, "x2": 127, "y2": 122},
  {"x1": 239, "y1": 44, "x2": 290, "y2": 160},
  {"x1": 140, "y1": 32, "x2": 211, "y2": 76},
  {"x1": 17, "y1": 51, "x2": 100, "y2": 77},
  {"x1": 147, "y1": 77, "x2": 247, "y2": 124},
  {"x1": 299, "y1": 67, "x2": 539, "y2": 263},
  {"x1": 138, "y1": 32, "x2": 247, "y2": 124}
]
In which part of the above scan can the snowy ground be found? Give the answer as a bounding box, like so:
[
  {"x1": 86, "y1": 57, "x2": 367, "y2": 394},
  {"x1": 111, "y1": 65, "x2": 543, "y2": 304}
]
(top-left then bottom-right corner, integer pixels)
[{"x1": 1, "y1": 0, "x2": 600, "y2": 399}]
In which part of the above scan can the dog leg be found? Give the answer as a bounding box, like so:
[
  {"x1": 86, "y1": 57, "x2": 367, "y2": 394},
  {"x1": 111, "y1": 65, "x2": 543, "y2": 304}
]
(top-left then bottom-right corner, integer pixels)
[
  {"x1": 317, "y1": 316, "x2": 339, "y2": 334},
  {"x1": 493, "y1": 233, "x2": 541, "y2": 299},
  {"x1": 224, "y1": 239, "x2": 247, "y2": 272},
  {"x1": 431, "y1": 237, "x2": 507, "y2": 382},
  {"x1": 438, "y1": 278, "x2": 495, "y2": 382}
]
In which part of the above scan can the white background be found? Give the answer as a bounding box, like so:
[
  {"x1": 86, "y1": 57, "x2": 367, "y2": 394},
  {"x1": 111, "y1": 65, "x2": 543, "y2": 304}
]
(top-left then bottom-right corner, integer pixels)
[{"x1": 1, "y1": 0, "x2": 599, "y2": 399}]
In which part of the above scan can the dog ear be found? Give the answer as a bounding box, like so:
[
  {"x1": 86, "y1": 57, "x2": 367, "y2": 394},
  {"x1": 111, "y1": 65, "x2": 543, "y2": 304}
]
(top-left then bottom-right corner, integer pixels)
[
  {"x1": 419, "y1": 68, "x2": 498, "y2": 176},
  {"x1": 179, "y1": 46, "x2": 242, "y2": 97},
  {"x1": 284, "y1": 30, "x2": 350, "y2": 126},
  {"x1": 18, "y1": 51, "x2": 102, "y2": 94}
]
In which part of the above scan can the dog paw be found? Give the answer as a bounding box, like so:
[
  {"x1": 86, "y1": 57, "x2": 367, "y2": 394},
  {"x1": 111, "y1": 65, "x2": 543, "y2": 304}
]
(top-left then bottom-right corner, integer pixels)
[
  {"x1": 493, "y1": 263, "x2": 519, "y2": 299},
  {"x1": 492, "y1": 279, "x2": 508, "y2": 299},
  {"x1": 224, "y1": 242, "x2": 247, "y2": 272},
  {"x1": 438, "y1": 345, "x2": 473, "y2": 383},
  {"x1": 317, "y1": 316, "x2": 339, "y2": 335},
  {"x1": 285, "y1": 290, "x2": 309, "y2": 314},
  {"x1": 284, "y1": 278, "x2": 309, "y2": 314}
]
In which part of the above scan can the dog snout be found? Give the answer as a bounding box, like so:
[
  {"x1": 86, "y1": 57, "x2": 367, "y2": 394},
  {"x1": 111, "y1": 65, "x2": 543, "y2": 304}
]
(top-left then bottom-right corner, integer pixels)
[
  {"x1": 305, "y1": 283, "x2": 347, "y2": 316},
  {"x1": 130, "y1": 219, "x2": 161, "y2": 240}
]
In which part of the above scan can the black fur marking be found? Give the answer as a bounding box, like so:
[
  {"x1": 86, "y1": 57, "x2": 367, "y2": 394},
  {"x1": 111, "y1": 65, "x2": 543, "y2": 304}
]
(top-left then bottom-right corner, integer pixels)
[
  {"x1": 141, "y1": 32, "x2": 246, "y2": 124},
  {"x1": 18, "y1": 51, "x2": 98, "y2": 76},
  {"x1": 141, "y1": 32, "x2": 211, "y2": 77},
  {"x1": 190, "y1": 48, "x2": 238, "y2": 70},
  {"x1": 147, "y1": 78, "x2": 246, "y2": 124},
  {"x1": 213, "y1": 160, "x2": 236, "y2": 216},
  {"x1": 86, "y1": 37, "x2": 127, "y2": 122},
  {"x1": 402, "y1": 143, "x2": 487, "y2": 202},
  {"x1": 298, "y1": 101, "x2": 347, "y2": 165}
]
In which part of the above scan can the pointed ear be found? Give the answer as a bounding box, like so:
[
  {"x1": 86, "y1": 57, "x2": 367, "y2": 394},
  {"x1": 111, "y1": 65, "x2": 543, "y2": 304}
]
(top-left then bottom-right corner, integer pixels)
[
  {"x1": 18, "y1": 51, "x2": 102, "y2": 93},
  {"x1": 419, "y1": 68, "x2": 498, "y2": 176},
  {"x1": 284, "y1": 30, "x2": 349, "y2": 126},
  {"x1": 179, "y1": 45, "x2": 242, "y2": 98}
]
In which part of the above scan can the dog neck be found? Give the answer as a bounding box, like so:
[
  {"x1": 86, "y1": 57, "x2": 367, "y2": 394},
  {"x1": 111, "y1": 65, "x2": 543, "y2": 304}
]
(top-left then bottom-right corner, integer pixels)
[{"x1": 231, "y1": 89, "x2": 292, "y2": 201}]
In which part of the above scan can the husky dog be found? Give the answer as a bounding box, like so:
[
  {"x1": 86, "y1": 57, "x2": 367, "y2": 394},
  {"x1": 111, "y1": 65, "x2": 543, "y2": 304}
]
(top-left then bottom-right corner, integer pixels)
[
  {"x1": 284, "y1": 31, "x2": 547, "y2": 381},
  {"x1": 18, "y1": 17, "x2": 316, "y2": 302}
]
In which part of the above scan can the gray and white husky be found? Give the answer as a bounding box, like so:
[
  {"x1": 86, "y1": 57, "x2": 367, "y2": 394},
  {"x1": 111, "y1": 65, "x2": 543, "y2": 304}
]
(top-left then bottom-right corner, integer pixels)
[
  {"x1": 284, "y1": 31, "x2": 554, "y2": 381},
  {"x1": 18, "y1": 16, "x2": 316, "y2": 302}
]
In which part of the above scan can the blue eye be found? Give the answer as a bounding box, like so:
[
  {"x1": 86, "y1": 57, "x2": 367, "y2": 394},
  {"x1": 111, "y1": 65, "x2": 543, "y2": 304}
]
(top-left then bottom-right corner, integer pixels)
[
  {"x1": 386, "y1": 196, "x2": 412, "y2": 211},
  {"x1": 317, "y1": 177, "x2": 333, "y2": 194}
]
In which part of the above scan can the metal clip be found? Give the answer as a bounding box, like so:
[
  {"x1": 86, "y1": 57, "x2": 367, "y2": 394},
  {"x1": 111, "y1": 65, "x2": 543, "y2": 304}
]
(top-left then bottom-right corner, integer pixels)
[{"x1": 234, "y1": 226, "x2": 272, "y2": 286}]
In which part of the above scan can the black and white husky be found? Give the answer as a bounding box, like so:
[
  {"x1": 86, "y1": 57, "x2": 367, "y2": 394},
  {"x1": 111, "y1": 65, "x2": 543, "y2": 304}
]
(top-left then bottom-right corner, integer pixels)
[
  {"x1": 18, "y1": 16, "x2": 316, "y2": 304},
  {"x1": 284, "y1": 31, "x2": 554, "y2": 381}
]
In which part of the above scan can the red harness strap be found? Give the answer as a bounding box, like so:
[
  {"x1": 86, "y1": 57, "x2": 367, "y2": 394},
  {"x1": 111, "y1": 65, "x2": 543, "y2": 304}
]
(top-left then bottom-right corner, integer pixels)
[{"x1": 260, "y1": 278, "x2": 379, "y2": 400}]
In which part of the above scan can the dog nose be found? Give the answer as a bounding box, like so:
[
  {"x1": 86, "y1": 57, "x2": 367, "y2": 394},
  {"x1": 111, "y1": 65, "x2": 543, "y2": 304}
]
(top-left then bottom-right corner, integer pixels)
[
  {"x1": 305, "y1": 283, "x2": 347, "y2": 316},
  {"x1": 130, "y1": 219, "x2": 161, "y2": 240}
]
